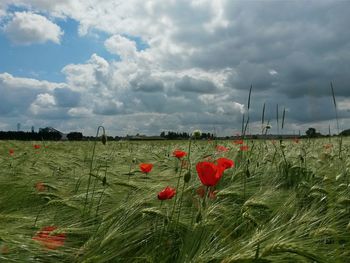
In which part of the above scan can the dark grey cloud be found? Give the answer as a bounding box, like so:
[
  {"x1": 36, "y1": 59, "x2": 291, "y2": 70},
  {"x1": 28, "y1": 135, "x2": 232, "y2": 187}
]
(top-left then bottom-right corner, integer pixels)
[
  {"x1": 130, "y1": 78, "x2": 164, "y2": 92},
  {"x1": 93, "y1": 100, "x2": 124, "y2": 115},
  {"x1": 53, "y1": 87, "x2": 81, "y2": 107},
  {"x1": 0, "y1": 85, "x2": 38, "y2": 115},
  {"x1": 174, "y1": 76, "x2": 218, "y2": 93},
  {"x1": 183, "y1": 1, "x2": 350, "y2": 100}
]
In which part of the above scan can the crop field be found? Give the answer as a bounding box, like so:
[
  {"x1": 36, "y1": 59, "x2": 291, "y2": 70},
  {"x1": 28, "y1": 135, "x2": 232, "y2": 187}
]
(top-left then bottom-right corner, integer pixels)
[{"x1": 0, "y1": 138, "x2": 350, "y2": 262}]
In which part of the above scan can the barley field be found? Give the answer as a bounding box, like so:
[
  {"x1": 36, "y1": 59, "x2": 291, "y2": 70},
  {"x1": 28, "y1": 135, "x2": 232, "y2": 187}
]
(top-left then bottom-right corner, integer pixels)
[{"x1": 1, "y1": 138, "x2": 349, "y2": 262}]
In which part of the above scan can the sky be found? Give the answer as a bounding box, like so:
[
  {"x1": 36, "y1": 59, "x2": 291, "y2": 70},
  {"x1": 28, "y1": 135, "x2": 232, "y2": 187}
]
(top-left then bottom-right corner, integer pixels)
[{"x1": 0, "y1": 0, "x2": 350, "y2": 136}]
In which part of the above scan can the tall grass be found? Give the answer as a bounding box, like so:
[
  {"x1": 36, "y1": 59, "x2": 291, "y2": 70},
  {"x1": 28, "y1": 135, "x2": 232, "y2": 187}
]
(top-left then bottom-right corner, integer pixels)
[{"x1": 0, "y1": 136, "x2": 349, "y2": 262}]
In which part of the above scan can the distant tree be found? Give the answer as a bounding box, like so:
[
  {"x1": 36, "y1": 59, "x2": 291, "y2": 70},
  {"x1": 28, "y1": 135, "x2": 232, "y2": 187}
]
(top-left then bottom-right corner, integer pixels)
[
  {"x1": 340, "y1": 129, "x2": 350, "y2": 136},
  {"x1": 306, "y1": 127, "x2": 316, "y2": 138},
  {"x1": 305, "y1": 127, "x2": 324, "y2": 138}
]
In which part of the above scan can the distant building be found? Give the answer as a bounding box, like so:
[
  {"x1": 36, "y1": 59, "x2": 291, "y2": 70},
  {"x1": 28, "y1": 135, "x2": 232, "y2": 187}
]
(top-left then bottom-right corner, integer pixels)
[{"x1": 39, "y1": 127, "x2": 67, "y2": 140}]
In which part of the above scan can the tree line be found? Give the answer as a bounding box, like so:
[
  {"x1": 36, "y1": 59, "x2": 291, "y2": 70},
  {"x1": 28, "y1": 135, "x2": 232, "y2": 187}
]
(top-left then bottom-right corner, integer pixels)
[
  {"x1": 160, "y1": 131, "x2": 215, "y2": 140},
  {"x1": 0, "y1": 131, "x2": 116, "y2": 141},
  {"x1": 0, "y1": 131, "x2": 62, "y2": 141},
  {"x1": 0, "y1": 127, "x2": 348, "y2": 141}
]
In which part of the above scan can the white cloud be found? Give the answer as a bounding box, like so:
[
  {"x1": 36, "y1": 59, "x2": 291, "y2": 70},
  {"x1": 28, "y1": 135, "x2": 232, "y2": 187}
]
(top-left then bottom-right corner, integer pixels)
[
  {"x1": 3, "y1": 11, "x2": 63, "y2": 45},
  {"x1": 62, "y1": 54, "x2": 110, "y2": 92},
  {"x1": 105, "y1": 35, "x2": 138, "y2": 60},
  {"x1": 34, "y1": 93, "x2": 56, "y2": 106},
  {"x1": 68, "y1": 107, "x2": 92, "y2": 117},
  {"x1": 0, "y1": 72, "x2": 65, "y2": 90},
  {"x1": 29, "y1": 93, "x2": 56, "y2": 115},
  {"x1": 338, "y1": 99, "x2": 350, "y2": 111},
  {"x1": 269, "y1": 69, "x2": 278, "y2": 76}
]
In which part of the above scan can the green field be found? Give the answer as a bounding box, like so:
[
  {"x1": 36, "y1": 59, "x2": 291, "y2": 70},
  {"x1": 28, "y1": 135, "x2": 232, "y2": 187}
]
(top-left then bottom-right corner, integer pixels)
[{"x1": 1, "y1": 138, "x2": 349, "y2": 262}]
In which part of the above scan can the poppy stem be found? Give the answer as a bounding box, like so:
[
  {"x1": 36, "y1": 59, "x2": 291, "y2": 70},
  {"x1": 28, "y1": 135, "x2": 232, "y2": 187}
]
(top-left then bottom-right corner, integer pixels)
[
  {"x1": 33, "y1": 205, "x2": 45, "y2": 227},
  {"x1": 170, "y1": 160, "x2": 183, "y2": 220},
  {"x1": 243, "y1": 170, "x2": 246, "y2": 200},
  {"x1": 156, "y1": 200, "x2": 163, "y2": 241},
  {"x1": 202, "y1": 186, "x2": 209, "y2": 209},
  {"x1": 176, "y1": 179, "x2": 187, "y2": 225},
  {"x1": 187, "y1": 138, "x2": 192, "y2": 170},
  {"x1": 95, "y1": 186, "x2": 106, "y2": 219}
]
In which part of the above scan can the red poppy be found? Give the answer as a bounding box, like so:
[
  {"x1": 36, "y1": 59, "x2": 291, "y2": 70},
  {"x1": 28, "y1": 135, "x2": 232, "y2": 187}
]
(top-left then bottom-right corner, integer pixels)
[
  {"x1": 35, "y1": 182, "x2": 46, "y2": 192},
  {"x1": 173, "y1": 150, "x2": 187, "y2": 159},
  {"x1": 233, "y1": 139, "x2": 244, "y2": 145},
  {"x1": 196, "y1": 162, "x2": 224, "y2": 186},
  {"x1": 240, "y1": 145, "x2": 249, "y2": 151},
  {"x1": 293, "y1": 138, "x2": 300, "y2": 144},
  {"x1": 216, "y1": 145, "x2": 229, "y2": 152},
  {"x1": 33, "y1": 144, "x2": 41, "y2": 149},
  {"x1": 139, "y1": 163, "x2": 153, "y2": 174},
  {"x1": 9, "y1": 149, "x2": 14, "y2": 156},
  {"x1": 216, "y1": 157, "x2": 234, "y2": 170},
  {"x1": 32, "y1": 226, "x2": 66, "y2": 250},
  {"x1": 157, "y1": 186, "x2": 176, "y2": 200}
]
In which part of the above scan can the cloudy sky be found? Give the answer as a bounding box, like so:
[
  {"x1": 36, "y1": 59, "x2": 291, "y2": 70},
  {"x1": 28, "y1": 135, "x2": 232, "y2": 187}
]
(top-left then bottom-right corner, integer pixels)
[{"x1": 0, "y1": 0, "x2": 350, "y2": 136}]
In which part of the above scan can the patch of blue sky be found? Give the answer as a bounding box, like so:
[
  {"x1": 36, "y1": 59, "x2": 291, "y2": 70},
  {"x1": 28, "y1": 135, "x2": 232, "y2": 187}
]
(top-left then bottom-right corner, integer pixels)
[
  {"x1": 4, "y1": 4, "x2": 28, "y2": 15},
  {"x1": 0, "y1": 17, "x2": 113, "y2": 82},
  {"x1": 126, "y1": 35, "x2": 150, "y2": 51},
  {"x1": 0, "y1": 4, "x2": 150, "y2": 83}
]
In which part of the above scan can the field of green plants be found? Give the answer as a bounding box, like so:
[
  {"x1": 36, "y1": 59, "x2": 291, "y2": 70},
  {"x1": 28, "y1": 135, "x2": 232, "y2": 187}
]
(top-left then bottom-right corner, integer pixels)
[{"x1": 1, "y1": 137, "x2": 349, "y2": 262}]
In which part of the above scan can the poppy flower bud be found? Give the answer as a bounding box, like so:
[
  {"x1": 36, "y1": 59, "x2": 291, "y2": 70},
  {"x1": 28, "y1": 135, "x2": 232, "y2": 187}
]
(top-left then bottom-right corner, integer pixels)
[
  {"x1": 101, "y1": 134, "x2": 107, "y2": 145},
  {"x1": 184, "y1": 171, "x2": 191, "y2": 183},
  {"x1": 299, "y1": 155, "x2": 304, "y2": 162},
  {"x1": 245, "y1": 168, "x2": 250, "y2": 178},
  {"x1": 192, "y1": 129, "x2": 202, "y2": 139}
]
